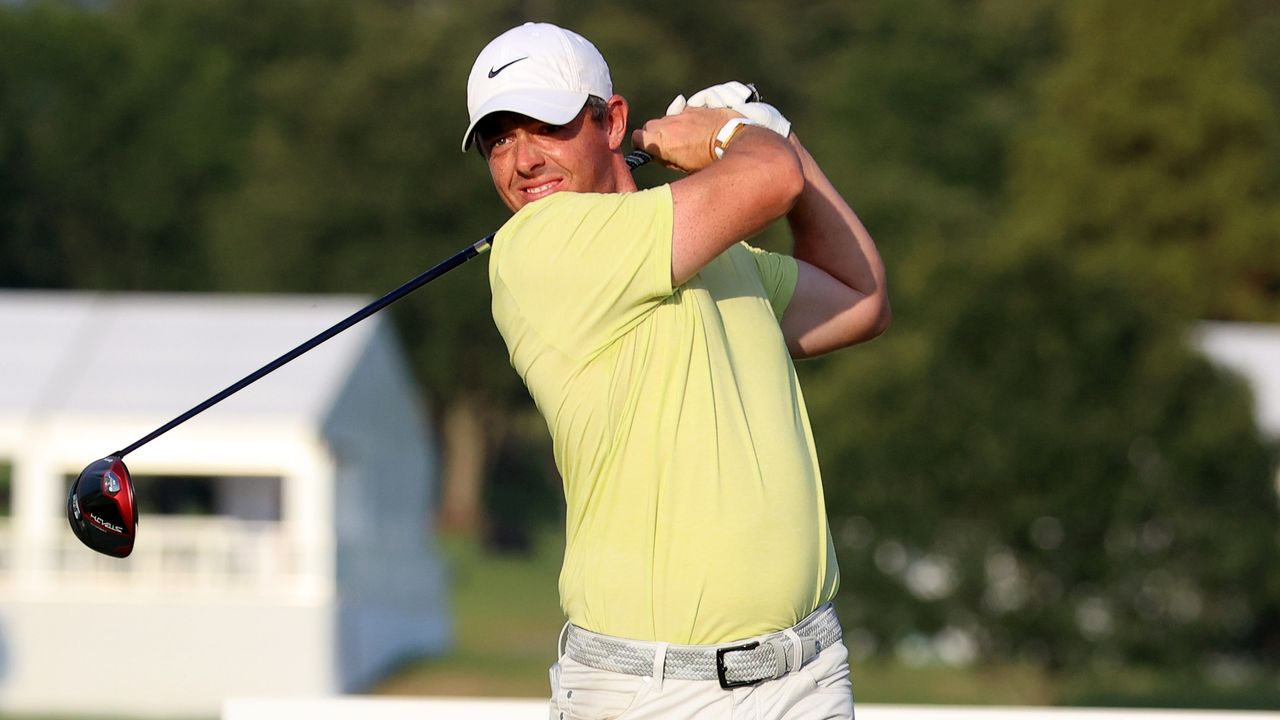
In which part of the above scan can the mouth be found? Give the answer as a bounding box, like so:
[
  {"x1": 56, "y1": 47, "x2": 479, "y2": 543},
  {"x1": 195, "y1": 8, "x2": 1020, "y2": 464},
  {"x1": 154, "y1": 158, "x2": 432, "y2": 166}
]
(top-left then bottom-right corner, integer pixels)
[{"x1": 519, "y1": 178, "x2": 563, "y2": 201}]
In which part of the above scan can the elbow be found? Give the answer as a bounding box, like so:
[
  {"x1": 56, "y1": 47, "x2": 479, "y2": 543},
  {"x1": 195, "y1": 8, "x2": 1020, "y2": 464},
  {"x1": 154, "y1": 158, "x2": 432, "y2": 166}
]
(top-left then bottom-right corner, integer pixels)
[
  {"x1": 866, "y1": 288, "x2": 892, "y2": 339},
  {"x1": 787, "y1": 288, "x2": 891, "y2": 360},
  {"x1": 850, "y1": 289, "x2": 892, "y2": 345},
  {"x1": 869, "y1": 295, "x2": 892, "y2": 339}
]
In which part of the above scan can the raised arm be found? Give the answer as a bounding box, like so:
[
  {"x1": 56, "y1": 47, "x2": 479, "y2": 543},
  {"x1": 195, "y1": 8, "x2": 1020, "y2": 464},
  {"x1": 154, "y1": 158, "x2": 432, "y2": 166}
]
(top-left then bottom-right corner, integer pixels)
[
  {"x1": 660, "y1": 82, "x2": 890, "y2": 358},
  {"x1": 781, "y1": 134, "x2": 891, "y2": 359},
  {"x1": 632, "y1": 108, "x2": 804, "y2": 286}
]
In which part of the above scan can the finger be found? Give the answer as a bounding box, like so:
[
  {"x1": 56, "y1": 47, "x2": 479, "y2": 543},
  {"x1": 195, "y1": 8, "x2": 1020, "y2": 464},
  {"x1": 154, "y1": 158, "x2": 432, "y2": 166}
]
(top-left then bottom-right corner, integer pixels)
[
  {"x1": 736, "y1": 103, "x2": 792, "y2": 138},
  {"x1": 687, "y1": 87, "x2": 735, "y2": 109},
  {"x1": 665, "y1": 94, "x2": 688, "y2": 116},
  {"x1": 631, "y1": 127, "x2": 646, "y2": 151},
  {"x1": 687, "y1": 81, "x2": 753, "y2": 109},
  {"x1": 634, "y1": 114, "x2": 675, "y2": 149},
  {"x1": 633, "y1": 120, "x2": 693, "y2": 173},
  {"x1": 685, "y1": 87, "x2": 715, "y2": 108},
  {"x1": 721, "y1": 81, "x2": 754, "y2": 102}
]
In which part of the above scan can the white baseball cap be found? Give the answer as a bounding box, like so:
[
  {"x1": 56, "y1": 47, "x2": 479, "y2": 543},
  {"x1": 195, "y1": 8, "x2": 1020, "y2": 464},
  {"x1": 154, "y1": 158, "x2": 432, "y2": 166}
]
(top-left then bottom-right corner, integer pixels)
[{"x1": 461, "y1": 22, "x2": 612, "y2": 152}]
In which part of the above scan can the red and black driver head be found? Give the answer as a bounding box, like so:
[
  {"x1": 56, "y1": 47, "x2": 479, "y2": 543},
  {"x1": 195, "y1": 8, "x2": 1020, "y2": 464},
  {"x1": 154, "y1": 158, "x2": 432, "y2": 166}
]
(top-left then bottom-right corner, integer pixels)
[{"x1": 67, "y1": 456, "x2": 137, "y2": 558}]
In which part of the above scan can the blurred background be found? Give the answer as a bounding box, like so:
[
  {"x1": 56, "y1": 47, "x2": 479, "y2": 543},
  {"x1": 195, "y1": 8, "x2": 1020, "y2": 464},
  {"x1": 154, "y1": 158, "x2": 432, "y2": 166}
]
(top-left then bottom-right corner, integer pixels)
[{"x1": 1, "y1": 0, "x2": 1279, "y2": 717}]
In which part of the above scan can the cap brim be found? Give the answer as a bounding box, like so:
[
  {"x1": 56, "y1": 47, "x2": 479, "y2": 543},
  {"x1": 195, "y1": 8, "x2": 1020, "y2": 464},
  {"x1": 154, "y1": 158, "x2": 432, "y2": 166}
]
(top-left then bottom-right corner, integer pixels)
[{"x1": 461, "y1": 88, "x2": 589, "y2": 151}]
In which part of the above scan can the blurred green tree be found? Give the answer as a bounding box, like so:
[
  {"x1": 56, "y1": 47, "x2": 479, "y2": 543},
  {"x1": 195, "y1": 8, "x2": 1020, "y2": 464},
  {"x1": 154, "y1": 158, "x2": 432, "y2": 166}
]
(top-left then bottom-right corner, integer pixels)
[
  {"x1": 1008, "y1": 0, "x2": 1280, "y2": 321},
  {"x1": 0, "y1": 0, "x2": 362, "y2": 290},
  {"x1": 195, "y1": 0, "x2": 524, "y2": 536},
  {"x1": 0, "y1": 2, "x2": 237, "y2": 289},
  {"x1": 1239, "y1": 0, "x2": 1280, "y2": 195},
  {"x1": 807, "y1": 0, "x2": 1280, "y2": 672},
  {"x1": 813, "y1": 245, "x2": 1280, "y2": 670},
  {"x1": 792, "y1": 0, "x2": 1058, "y2": 318}
]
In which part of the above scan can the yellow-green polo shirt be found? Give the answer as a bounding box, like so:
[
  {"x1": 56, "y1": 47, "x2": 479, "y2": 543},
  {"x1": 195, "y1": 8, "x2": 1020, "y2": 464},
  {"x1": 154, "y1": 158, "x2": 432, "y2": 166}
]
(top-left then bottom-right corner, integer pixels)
[{"x1": 489, "y1": 185, "x2": 839, "y2": 644}]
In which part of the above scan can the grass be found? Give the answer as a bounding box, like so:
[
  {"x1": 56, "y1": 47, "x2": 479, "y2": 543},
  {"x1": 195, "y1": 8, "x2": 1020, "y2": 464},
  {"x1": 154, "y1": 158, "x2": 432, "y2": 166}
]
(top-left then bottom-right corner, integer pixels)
[
  {"x1": 851, "y1": 661, "x2": 1056, "y2": 706},
  {"x1": 372, "y1": 529, "x2": 1280, "y2": 710},
  {"x1": 1054, "y1": 665, "x2": 1280, "y2": 710},
  {"x1": 370, "y1": 530, "x2": 566, "y2": 699}
]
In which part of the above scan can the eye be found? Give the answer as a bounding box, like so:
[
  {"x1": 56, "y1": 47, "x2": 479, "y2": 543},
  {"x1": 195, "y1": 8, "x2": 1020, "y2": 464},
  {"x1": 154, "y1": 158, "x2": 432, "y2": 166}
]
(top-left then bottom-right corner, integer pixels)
[{"x1": 482, "y1": 133, "x2": 513, "y2": 157}]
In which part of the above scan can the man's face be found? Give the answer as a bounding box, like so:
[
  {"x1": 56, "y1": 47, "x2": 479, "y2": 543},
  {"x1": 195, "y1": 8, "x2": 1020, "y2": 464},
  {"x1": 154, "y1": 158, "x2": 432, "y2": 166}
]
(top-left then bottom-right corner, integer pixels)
[{"x1": 476, "y1": 102, "x2": 621, "y2": 213}]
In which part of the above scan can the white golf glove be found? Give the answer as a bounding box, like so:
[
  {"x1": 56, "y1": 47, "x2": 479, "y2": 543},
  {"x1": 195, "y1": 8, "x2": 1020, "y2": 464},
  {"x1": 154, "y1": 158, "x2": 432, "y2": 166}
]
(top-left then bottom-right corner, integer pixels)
[{"x1": 666, "y1": 80, "x2": 792, "y2": 138}]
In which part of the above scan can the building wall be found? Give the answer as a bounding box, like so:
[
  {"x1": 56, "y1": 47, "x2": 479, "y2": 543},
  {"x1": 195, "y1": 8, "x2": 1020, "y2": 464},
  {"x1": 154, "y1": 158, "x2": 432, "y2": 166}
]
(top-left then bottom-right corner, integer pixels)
[
  {"x1": 0, "y1": 295, "x2": 450, "y2": 716},
  {"x1": 325, "y1": 322, "x2": 452, "y2": 690},
  {"x1": 0, "y1": 598, "x2": 336, "y2": 718}
]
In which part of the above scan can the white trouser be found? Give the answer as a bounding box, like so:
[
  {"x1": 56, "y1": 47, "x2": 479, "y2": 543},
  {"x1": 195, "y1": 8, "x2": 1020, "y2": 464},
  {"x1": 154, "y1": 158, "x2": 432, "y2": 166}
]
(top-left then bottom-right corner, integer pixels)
[{"x1": 547, "y1": 629, "x2": 854, "y2": 720}]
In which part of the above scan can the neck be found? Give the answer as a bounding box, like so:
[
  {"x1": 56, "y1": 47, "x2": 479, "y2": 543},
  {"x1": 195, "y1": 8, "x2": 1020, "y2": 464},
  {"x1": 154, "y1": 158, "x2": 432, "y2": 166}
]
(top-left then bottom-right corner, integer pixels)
[{"x1": 611, "y1": 153, "x2": 639, "y2": 192}]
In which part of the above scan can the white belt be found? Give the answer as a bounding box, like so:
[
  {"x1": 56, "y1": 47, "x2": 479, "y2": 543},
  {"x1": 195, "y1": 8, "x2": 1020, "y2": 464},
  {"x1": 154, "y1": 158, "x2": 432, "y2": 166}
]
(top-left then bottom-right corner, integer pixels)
[{"x1": 563, "y1": 603, "x2": 842, "y2": 690}]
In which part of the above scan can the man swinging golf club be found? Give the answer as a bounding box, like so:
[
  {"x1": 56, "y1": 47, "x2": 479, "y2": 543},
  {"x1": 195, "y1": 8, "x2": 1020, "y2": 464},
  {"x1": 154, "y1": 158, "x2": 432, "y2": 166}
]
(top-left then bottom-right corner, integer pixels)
[{"x1": 465, "y1": 22, "x2": 890, "y2": 720}]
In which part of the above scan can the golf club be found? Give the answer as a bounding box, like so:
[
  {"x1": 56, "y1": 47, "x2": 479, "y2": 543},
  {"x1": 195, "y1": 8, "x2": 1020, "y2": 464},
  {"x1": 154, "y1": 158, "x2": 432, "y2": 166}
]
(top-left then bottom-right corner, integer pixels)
[
  {"x1": 68, "y1": 84, "x2": 762, "y2": 558},
  {"x1": 67, "y1": 149, "x2": 659, "y2": 558}
]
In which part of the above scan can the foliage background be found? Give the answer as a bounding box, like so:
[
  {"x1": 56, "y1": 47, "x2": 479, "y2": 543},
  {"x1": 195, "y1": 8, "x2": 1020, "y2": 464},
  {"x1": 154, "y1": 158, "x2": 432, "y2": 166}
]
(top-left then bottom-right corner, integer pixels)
[{"x1": 2, "y1": 0, "x2": 1279, "y2": 704}]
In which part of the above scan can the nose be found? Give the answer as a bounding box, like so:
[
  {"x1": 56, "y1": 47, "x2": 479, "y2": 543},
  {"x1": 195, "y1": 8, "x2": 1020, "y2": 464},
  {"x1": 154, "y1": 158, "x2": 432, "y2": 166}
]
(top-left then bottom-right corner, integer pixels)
[{"x1": 514, "y1": 134, "x2": 545, "y2": 176}]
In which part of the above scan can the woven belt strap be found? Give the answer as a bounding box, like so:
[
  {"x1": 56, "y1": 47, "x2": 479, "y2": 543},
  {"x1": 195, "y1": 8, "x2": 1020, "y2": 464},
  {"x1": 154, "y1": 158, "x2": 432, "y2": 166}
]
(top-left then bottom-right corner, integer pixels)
[{"x1": 563, "y1": 603, "x2": 842, "y2": 688}]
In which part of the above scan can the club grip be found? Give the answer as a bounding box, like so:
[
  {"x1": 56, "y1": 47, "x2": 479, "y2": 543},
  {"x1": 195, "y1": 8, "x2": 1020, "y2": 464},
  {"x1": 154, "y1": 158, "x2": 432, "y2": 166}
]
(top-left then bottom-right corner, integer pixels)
[{"x1": 625, "y1": 150, "x2": 653, "y2": 169}]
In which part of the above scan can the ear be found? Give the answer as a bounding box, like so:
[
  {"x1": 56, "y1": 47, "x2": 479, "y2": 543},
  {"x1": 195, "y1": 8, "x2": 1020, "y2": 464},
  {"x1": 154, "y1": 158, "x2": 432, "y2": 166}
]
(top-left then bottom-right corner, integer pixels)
[{"x1": 604, "y1": 95, "x2": 630, "y2": 151}]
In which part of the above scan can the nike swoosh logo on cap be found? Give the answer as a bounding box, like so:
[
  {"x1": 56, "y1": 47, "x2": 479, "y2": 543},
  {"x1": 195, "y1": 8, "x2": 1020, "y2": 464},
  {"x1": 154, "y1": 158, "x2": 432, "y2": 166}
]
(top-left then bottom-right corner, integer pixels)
[{"x1": 488, "y1": 57, "x2": 528, "y2": 78}]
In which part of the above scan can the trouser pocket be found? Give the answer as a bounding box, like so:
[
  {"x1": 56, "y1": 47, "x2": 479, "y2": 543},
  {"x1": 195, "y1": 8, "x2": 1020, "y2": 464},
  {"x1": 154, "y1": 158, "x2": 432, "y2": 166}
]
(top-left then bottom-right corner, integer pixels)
[
  {"x1": 549, "y1": 662, "x2": 563, "y2": 720},
  {"x1": 556, "y1": 655, "x2": 650, "y2": 719}
]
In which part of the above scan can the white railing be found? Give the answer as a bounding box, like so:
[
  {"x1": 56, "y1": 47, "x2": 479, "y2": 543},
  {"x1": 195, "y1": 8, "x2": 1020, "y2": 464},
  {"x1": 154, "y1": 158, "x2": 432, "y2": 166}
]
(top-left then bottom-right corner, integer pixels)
[
  {"x1": 27, "y1": 517, "x2": 325, "y2": 601},
  {"x1": 222, "y1": 698, "x2": 1278, "y2": 720}
]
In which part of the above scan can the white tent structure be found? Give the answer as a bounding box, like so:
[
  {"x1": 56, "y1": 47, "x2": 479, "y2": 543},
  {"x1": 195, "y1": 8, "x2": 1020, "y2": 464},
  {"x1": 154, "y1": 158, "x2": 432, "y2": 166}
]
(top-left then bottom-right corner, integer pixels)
[
  {"x1": 1197, "y1": 322, "x2": 1280, "y2": 438},
  {"x1": 1197, "y1": 321, "x2": 1280, "y2": 491},
  {"x1": 0, "y1": 290, "x2": 450, "y2": 717}
]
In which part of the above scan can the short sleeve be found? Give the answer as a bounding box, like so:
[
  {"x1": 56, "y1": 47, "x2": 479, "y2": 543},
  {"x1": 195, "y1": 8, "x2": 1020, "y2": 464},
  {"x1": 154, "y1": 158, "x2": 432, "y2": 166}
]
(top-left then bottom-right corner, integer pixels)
[
  {"x1": 745, "y1": 244, "x2": 798, "y2": 320},
  {"x1": 490, "y1": 186, "x2": 674, "y2": 358}
]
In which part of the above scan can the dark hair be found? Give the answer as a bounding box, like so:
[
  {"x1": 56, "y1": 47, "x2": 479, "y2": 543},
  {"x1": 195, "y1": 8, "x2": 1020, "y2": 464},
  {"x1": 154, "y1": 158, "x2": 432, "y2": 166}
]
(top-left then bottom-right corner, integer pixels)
[{"x1": 584, "y1": 95, "x2": 609, "y2": 124}]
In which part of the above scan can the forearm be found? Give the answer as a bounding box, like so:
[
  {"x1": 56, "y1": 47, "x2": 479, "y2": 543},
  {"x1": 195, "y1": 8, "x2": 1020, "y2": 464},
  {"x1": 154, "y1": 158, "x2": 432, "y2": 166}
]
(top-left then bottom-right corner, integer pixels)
[
  {"x1": 652, "y1": 82, "x2": 890, "y2": 353},
  {"x1": 786, "y1": 135, "x2": 887, "y2": 301}
]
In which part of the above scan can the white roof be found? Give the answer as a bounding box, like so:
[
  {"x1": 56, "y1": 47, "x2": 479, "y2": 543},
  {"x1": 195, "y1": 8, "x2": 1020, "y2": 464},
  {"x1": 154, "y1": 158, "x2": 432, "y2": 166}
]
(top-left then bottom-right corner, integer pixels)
[
  {"x1": 0, "y1": 290, "x2": 378, "y2": 428},
  {"x1": 1197, "y1": 321, "x2": 1280, "y2": 436}
]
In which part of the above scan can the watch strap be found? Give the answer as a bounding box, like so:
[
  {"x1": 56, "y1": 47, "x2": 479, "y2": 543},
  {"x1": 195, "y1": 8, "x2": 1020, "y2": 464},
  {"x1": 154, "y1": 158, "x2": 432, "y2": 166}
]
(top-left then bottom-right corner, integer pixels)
[{"x1": 711, "y1": 117, "x2": 760, "y2": 160}]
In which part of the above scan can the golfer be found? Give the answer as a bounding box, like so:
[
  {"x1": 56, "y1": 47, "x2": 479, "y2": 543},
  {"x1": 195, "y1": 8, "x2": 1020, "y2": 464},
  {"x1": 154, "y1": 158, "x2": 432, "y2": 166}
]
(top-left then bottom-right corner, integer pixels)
[{"x1": 463, "y1": 22, "x2": 889, "y2": 720}]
